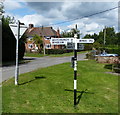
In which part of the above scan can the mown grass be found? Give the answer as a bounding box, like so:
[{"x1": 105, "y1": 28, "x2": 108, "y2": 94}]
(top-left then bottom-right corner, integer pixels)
[
  {"x1": 2, "y1": 60, "x2": 118, "y2": 113},
  {"x1": 24, "y1": 52, "x2": 45, "y2": 57}
]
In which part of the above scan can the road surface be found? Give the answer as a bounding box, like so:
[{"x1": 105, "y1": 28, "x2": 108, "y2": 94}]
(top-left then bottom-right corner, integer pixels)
[{"x1": 1, "y1": 53, "x2": 87, "y2": 82}]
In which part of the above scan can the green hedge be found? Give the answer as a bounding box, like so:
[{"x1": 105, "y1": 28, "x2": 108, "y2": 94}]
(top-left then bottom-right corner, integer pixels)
[
  {"x1": 45, "y1": 49, "x2": 73, "y2": 54},
  {"x1": 99, "y1": 47, "x2": 120, "y2": 55}
]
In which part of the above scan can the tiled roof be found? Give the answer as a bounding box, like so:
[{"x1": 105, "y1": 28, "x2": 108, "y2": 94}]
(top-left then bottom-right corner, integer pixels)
[{"x1": 26, "y1": 27, "x2": 57, "y2": 37}]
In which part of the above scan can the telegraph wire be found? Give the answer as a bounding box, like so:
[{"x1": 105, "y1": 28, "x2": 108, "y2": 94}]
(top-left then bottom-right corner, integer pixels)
[{"x1": 43, "y1": 5, "x2": 120, "y2": 27}]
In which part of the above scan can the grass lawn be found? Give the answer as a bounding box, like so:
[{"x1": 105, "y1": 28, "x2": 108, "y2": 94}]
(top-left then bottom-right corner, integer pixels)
[
  {"x1": 24, "y1": 51, "x2": 88, "y2": 58},
  {"x1": 2, "y1": 60, "x2": 118, "y2": 113},
  {"x1": 24, "y1": 52, "x2": 45, "y2": 57}
]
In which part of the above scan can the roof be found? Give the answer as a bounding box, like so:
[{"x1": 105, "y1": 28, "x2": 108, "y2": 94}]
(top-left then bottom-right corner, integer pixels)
[{"x1": 25, "y1": 27, "x2": 58, "y2": 37}]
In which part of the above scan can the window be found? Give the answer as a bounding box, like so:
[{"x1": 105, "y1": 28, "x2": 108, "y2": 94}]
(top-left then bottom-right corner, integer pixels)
[
  {"x1": 45, "y1": 36, "x2": 51, "y2": 40},
  {"x1": 28, "y1": 44, "x2": 33, "y2": 49},
  {"x1": 28, "y1": 37, "x2": 33, "y2": 41},
  {"x1": 45, "y1": 44, "x2": 51, "y2": 49}
]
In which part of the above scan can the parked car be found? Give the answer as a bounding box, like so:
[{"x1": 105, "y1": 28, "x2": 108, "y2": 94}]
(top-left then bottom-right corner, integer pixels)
[{"x1": 95, "y1": 53, "x2": 118, "y2": 57}]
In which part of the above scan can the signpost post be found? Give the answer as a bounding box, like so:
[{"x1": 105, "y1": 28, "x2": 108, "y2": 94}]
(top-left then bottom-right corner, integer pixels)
[
  {"x1": 50, "y1": 33, "x2": 94, "y2": 107},
  {"x1": 9, "y1": 20, "x2": 27, "y2": 85},
  {"x1": 73, "y1": 34, "x2": 77, "y2": 106}
]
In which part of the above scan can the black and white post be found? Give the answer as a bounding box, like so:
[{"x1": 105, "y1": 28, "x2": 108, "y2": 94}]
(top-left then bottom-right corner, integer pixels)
[
  {"x1": 74, "y1": 34, "x2": 77, "y2": 106},
  {"x1": 15, "y1": 20, "x2": 20, "y2": 85}
]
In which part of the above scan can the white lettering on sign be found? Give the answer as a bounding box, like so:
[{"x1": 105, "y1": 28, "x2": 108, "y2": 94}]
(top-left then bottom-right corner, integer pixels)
[
  {"x1": 76, "y1": 39, "x2": 94, "y2": 43},
  {"x1": 50, "y1": 38, "x2": 74, "y2": 45}
]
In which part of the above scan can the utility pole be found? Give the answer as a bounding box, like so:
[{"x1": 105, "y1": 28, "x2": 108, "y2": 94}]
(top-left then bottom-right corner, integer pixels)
[
  {"x1": 103, "y1": 26, "x2": 106, "y2": 54},
  {"x1": 42, "y1": 26, "x2": 45, "y2": 55},
  {"x1": 104, "y1": 26, "x2": 106, "y2": 46}
]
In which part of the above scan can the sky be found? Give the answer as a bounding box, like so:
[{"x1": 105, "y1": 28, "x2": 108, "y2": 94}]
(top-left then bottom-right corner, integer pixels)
[{"x1": 3, "y1": 0, "x2": 119, "y2": 38}]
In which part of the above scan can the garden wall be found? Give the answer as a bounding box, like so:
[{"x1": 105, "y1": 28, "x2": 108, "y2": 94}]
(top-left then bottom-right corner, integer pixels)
[{"x1": 96, "y1": 56, "x2": 120, "y2": 64}]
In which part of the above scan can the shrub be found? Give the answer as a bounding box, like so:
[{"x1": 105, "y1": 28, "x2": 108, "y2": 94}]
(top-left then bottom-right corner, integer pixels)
[{"x1": 45, "y1": 49, "x2": 73, "y2": 54}]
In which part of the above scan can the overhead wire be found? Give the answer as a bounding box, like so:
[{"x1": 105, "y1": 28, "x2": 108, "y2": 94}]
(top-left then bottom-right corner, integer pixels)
[{"x1": 43, "y1": 5, "x2": 120, "y2": 27}]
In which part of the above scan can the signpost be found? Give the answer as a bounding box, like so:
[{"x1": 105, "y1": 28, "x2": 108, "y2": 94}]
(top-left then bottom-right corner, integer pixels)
[
  {"x1": 67, "y1": 42, "x2": 75, "y2": 49},
  {"x1": 77, "y1": 44, "x2": 84, "y2": 50},
  {"x1": 50, "y1": 31, "x2": 95, "y2": 107},
  {"x1": 9, "y1": 20, "x2": 27, "y2": 85},
  {"x1": 50, "y1": 38, "x2": 74, "y2": 45},
  {"x1": 76, "y1": 39, "x2": 94, "y2": 43}
]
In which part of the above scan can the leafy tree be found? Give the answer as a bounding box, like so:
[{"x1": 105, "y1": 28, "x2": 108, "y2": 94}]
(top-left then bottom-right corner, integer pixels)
[
  {"x1": 115, "y1": 32, "x2": 120, "y2": 46},
  {"x1": 2, "y1": 16, "x2": 25, "y2": 61},
  {"x1": 32, "y1": 34, "x2": 43, "y2": 52},
  {"x1": 61, "y1": 31, "x2": 73, "y2": 38},
  {"x1": 61, "y1": 27, "x2": 80, "y2": 38}
]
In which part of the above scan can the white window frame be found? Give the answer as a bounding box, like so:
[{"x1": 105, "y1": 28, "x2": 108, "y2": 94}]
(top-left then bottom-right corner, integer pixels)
[{"x1": 45, "y1": 44, "x2": 51, "y2": 49}]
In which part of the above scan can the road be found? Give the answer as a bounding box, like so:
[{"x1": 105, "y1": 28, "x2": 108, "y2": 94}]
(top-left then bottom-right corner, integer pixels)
[{"x1": 1, "y1": 53, "x2": 87, "y2": 82}]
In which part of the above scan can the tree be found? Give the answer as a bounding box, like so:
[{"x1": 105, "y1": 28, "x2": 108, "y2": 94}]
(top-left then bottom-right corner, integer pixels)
[
  {"x1": 0, "y1": 2, "x2": 4, "y2": 15},
  {"x1": 32, "y1": 34, "x2": 43, "y2": 53},
  {"x1": 115, "y1": 32, "x2": 120, "y2": 45},
  {"x1": 61, "y1": 27, "x2": 80, "y2": 38},
  {"x1": 2, "y1": 16, "x2": 25, "y2": 61}
]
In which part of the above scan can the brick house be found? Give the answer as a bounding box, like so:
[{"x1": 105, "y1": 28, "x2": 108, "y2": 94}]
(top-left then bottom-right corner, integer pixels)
[{"x1": 25, "y1": 24, "x2": 63, "y2": 52}]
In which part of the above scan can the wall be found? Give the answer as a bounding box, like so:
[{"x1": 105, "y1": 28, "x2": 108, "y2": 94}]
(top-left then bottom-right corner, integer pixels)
[{"x1": 96, "y1": 56, "x2": 120, "y2": 64}]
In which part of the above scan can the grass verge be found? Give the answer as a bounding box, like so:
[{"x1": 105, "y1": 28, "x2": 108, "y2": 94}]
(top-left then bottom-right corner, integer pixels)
[{"x1": 2, "y1": 60, "x2": 118, "y2": 113}]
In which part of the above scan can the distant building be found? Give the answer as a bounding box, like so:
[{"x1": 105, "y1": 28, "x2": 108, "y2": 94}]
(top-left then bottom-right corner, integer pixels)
[{"x1": 25, "y1": 24, "x2": 63, "y2": 52}]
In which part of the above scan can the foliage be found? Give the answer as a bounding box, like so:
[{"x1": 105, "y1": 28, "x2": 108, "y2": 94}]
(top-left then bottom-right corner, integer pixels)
[
  {"x1": 92, "y1": 42, "x2": 102, "y2": 49},
  {"x1": 84, "y1": 44, "x2": 93, "y2": 50},
  {"x1": 45, "y1": 49, "x2": 73, "y2": 54},
  {"x1": 2, "y1": 15, "x2": 25, "y2": 61},
  {"x1": 33, "y1": 34, "x2": 43, "y2": 45},
  {"x1": 102, "y1": 48, "x2": 120, "y2": 55},
  {"x1": 32, "y1": 34, "x2": 43, "y2": 52},
  {"x1": 61, "y1": 27, "x2": 80, "y2": 38},
  {"x1": 83, "y1": 27, "x2": 119, "y2": 46}
]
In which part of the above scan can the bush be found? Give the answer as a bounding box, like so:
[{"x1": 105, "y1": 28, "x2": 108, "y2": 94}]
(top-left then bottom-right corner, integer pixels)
[
  {"x1": 2, "y1": 16, "x2": 25, "y2": 62},
  {"x1": 45, "y1": 49, "x2": 73, "y2": 54},
  {"x1": 84, "y1": 44, "x2": 93, "y2": 50},
  {"x1": 98, "y1": 47, "x2": 120, "y2": 56},
  {"x1": 86, "y1": 52, "x2": 95, "y2": 59}
]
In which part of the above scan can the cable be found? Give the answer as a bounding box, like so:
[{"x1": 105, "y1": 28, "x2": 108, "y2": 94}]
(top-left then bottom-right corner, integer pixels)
[{"x1": 44, "y1": 5, "x2": 120, "y2": 27}]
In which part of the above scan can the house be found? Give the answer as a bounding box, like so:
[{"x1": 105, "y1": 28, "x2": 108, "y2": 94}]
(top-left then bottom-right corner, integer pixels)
[{"x1": 25, "y1": 24, "x2": 63, "y2": 52}]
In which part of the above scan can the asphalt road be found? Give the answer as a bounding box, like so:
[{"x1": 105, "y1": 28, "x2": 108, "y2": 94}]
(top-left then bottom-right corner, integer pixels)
[{"x1": 1, "y1": 53, "x2": 87, "y2": 82}]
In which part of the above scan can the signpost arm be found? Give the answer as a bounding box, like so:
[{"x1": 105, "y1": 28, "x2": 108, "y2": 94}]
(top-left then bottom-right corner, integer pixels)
[
  {"x1": 15, "y1": 20, "x2": 20, "y2": 85},
  {"x1": 74, "y1": 34, "x2": 77, "y2": 106}
]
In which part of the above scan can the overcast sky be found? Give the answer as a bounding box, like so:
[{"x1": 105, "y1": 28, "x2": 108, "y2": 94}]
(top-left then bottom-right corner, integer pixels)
[{"x1": 4, "y1": 0, "x2": 119, "y2": 38}]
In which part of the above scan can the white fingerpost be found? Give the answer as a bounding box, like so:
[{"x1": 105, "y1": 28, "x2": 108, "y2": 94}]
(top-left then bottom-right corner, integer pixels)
[
  {"x1": 15, "y1": 20, "x2": 20, "y2": 85},
  {"x1": 9, "y1": 20, "x2": 27, "y2": 85}
]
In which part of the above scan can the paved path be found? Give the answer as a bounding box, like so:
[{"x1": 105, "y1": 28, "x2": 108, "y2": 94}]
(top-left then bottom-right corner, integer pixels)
[{"x1": 1, "y1": 53, "x2": 87, "y2": 82}]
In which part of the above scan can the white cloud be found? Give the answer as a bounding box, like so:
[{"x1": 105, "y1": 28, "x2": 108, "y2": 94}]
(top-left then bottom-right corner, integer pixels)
[
  {"x1": 19, "y1": 14, "x2": 52, "y2": 27},
  {"x1": 4, "y1": 1, "x2": 22, "y2": 10},
  {"x1": 4, "y1": 1, "x2": 118, "y2": 36},
  {"x1": 85, "y1": 22, "x2": 99, "y2": 31}
]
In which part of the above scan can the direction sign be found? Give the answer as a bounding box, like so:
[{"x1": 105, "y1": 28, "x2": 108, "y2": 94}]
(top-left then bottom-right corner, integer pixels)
[
  {"x1": 67, "y1": 42, "x2": 75, "y2": 49},
  {"x1": 76, "y1": 39, "x2": 94, "y2": 43},
  {"x1": 77, "y1": 44, "x2": 84, "y2": 50},
  {"x1": 9, "y1": 24, "x2": 27, "y2": 39},
  {"x1": 50, "y1": 38, "x2": 74, "y2": 45}
]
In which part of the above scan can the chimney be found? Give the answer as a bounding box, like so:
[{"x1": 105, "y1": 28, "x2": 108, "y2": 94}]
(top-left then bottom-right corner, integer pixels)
[
  {"x1": 57, "y1": 28, "x2": 60, "y2": 38},
  {"x1": 29, "y1": 24, "x2": 34, "y2": 29}
]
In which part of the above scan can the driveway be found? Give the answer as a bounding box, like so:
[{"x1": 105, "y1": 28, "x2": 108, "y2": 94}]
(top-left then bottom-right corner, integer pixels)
[{"x1": 1, "y1": 53, "x2": 87, "y2": 82}]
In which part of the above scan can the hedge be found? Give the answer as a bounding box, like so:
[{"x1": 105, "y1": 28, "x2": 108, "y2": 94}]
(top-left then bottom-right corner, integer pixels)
[
  {"x1": 99, "y1": 47, "x2": 120, "y2": 55},
  {"x1": 45, "y1": 49, "x2": 73, "y2": 54}
]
